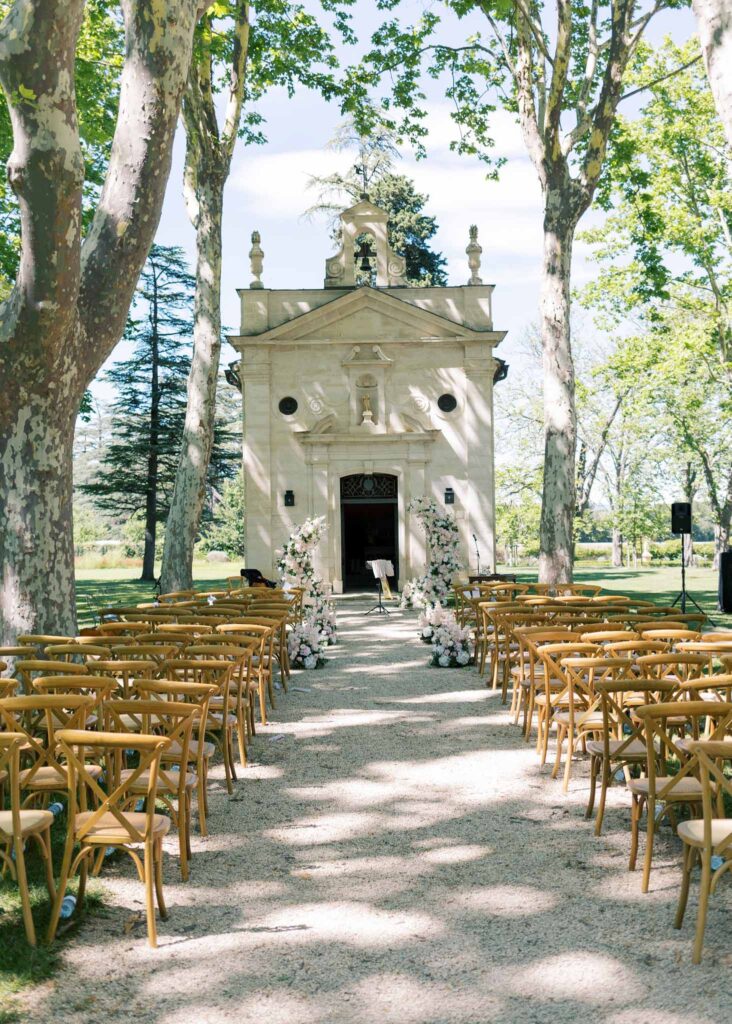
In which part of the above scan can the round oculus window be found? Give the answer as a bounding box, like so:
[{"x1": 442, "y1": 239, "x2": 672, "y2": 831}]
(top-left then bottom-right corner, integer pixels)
[
  {"x1": 437, "y1": 393, "x2": 458, "y2": 413},
  {"x1": 278, "y1": 396, "x2": 298, "y2": 416}
]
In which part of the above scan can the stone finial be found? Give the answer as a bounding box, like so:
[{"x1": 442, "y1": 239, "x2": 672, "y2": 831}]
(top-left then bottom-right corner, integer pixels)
[
  {"x1": 466, "y1": 224, "x2": 483, "y2": 286},
  {"x1": 249, "y1": 230, "x2": 264, "y2": 289}
]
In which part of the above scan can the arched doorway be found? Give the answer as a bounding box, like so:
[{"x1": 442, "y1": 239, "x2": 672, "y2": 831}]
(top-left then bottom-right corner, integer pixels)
[{"x1": 340, "y1": 473, "x2": 398, "y2": 591}]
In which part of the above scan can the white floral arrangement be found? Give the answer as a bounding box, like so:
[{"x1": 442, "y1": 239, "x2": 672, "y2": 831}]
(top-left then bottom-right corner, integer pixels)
[
  {"x1": 429, "y1": 611, "x2": 472, "y2": 668},
  {"x1": 401, "y1": 497, "x2": 462, "y2": 609},
  {"x1": 287, "y1": 619, "x2": 326, "y2": 670},
  {"x1": 277, "y1": 516, "x2": 337, "y2": 667},
  {"x1": 417, "y1": 602, "x2": 450, "y2": 643}
]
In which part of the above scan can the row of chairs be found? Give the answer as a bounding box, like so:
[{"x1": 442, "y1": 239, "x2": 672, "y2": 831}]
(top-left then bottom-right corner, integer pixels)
[
  {"x1": 463, "y1": 585, "x2": 731, "y2": 963},
  {"x1": 0, "y1": 583, "x2": 305, "y2": 947}
]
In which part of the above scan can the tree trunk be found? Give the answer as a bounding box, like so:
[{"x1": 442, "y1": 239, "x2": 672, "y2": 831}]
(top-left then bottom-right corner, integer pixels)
[
  {"x1": 611, "y1": 528, "x2": 623, "y2": 568},
  {"x1": 693, "y1": 0, "x2": 732, "y2": 147},
  {"x1": 0, "y1": 393, "x2": 79, "y2": 643},
  {"x1": 538, "y1": 198, "x2": 577, "y2": 584},
  {"x1": 142, "y1": 282, "x2": 161, "y2": 581},
  {"x1": 0, "y1": 1, "x2": 199, "y2": 643},
  {"x1": 160, "y1": 176, "x2": 225, "y2": 592}
]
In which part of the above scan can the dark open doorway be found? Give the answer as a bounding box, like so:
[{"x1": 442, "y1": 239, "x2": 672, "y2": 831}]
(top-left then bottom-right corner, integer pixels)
[{"x1": 340, "y1": 474, "x2": 398, "y2": 591}]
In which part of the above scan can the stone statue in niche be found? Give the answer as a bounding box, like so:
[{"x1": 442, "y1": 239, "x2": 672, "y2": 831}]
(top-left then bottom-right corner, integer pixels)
[{"x1": 361, "y1": 391, "x2": 373, "y2": 424}]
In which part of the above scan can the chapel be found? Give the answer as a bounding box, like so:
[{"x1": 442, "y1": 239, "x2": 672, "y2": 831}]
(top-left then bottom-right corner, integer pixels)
[{"x1": 228, "y1": 197, "x2": 507, "y2": 592}]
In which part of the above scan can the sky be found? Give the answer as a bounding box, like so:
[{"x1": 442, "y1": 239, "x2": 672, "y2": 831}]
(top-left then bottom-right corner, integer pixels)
[{"x1": 91, "y1": 2, "x2": 697, "y2": 400}]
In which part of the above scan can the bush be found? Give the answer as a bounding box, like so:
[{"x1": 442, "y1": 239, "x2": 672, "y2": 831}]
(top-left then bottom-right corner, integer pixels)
[
  {"x1": 649, "y1": 540, "x2": 715, "y2": 566},
  {"x1": 575, "y1": 544, "x2": 611, "y2": 564}
]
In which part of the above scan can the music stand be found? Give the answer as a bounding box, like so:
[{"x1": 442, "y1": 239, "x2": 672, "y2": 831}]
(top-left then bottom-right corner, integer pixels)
[{"x1": 365, "y1": 559, "x2": 393, "y2": 616}]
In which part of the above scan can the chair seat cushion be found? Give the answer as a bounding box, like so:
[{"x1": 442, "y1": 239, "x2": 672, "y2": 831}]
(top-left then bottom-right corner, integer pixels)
[
  {"x1": 552, "y1": 710, "x2": 603, "y2": 728},
  {"x1": 628, "y1": 776, "x2": 703, "y2": 799},
  {"x1": 167, "y1": 739, "x2": 215, "y2": 760},
  {"x1": 19, "y1": 764, "x2": 102, "y2": 789},
  {"x1": 75, "y1": 810, "x2": 171, "y2": 843},
  {"x1": 585, "y1": 738, "x2": 646, "y2": 758},
  {"x1": 0, "y1": 807, "x2": 53, "y2": 839},
  {"x1": 120, "y1": 768, "x2": 197, "y2": 792},
  {"x1": 677, "y1": 818, "x2": 732, "y2": 848}
]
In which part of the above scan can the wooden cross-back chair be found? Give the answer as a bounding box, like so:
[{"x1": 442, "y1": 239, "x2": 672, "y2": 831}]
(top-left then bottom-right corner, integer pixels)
[
  {"x1": 104, "y1": 699, "x2": 197, "y2": 881},
  {"x1": 586, "y1": 678, "x2": 677, "y2": 835},
  {"x1": 32, "y1": 674, "x2": 118, "y2": 723},
  {"x1": 133, "y1": 679, "x2": 218, "y2": 837},
  {"x1": 44, "y1": 643, "x2": 113, "y2": 664},
  {"x1": 159, "y1": 658, "x2": 236, "y2": 793},
  {"x1": 636, "y1": 652, "x2": 711, "y2": 684},
  {"x1": 675, "y1": 739, "x2": 732, "y2": 963},
  {"x1": 675, "y1": 674, "x2": 732, "y2": 704},
  {"x1": 534, "y1": 641, "x2": 600, "y2": 765},
  {"x1": 216, "y1": 623, "x2": 275, "y2": 724},
  {"x1": 14, "y1": 659, "x2": 88, "y2": 694},
  {"x1": 0, "y1": 733, "x2": 56, "y2": 946},
  {"x1": 630, "y1": 701, "x2": 732, "y2": 893},
  {"x1": 514, "y1": 629, "x2": 581, "y2": 739},
  {"x1": 0, "y1": 694, "x2": 97, "y2": 806},
  {"x1": 552, "y1": 655, "x2": 636, "y2": 792},
  {"x1": 86, "y1": 659, "x2": 158, "y2": 697},
  {"x1": 183, "y1": 642, "x2": 257, "y2": 767},
  {"x1": 48, "y1": 730, "x2": 172, "y2": 948},
  {"x1": 16, "y1": 635, "x2": 74, "y2": 655},
  {"x1": 240, "y1": 610, "x2": 291, "y2": 686}
]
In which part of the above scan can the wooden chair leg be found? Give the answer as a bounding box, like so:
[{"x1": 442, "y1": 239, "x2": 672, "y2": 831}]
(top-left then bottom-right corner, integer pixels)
[
  {"x1": 13, "y1": 835, "x2": 36, "y2": 947},
  {"x1": 179, "y1": 796, "x2": 189, "y2": 882},
  {"x1": 144, "y1": 842, "x2": 158, "y2": 948},
  {"x1": 641, "y1": 802, "x2": 656, "y2": 893},
  {"x1": 154, "y1": 838, "x2": 168, "y2": 920},
  {"x1": 197, "y1": 768, "x2": 209, "y2": 837},
  {"x1": 692, "y1": 851, "x2": 712, "y2": 964},
  {"x1": 594, "y1": 759, "x2": 611, "y2": 836},
  {"x1": 675, "y1": 843, "x2": 695, "y2": 930},
  {"x1": 586, "y1": 755, "x2": 598, "y2": 820},
  {"x1": 629, "y1": 795, "x2": 641, "y2": 872},
  {"x1": 258, "y1": 680, "x2": 268, "y2": 725}
]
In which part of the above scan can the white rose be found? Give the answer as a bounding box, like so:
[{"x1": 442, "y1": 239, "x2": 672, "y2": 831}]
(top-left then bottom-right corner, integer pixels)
[
  {"x1": 304, "y1": 655, "x2": 317, "y2": 669},
  {"x1": 438, "y1": 654, "x2": 450, "y2": 667}
]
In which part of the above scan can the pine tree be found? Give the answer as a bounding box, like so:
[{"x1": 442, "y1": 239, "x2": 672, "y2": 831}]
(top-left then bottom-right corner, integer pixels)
[
  {"x1": 81, "y1": 245, "x2": 237, "y2": 580},
  {"x1": 306, "y1": 115, "x2": 447, "y2": 287}
]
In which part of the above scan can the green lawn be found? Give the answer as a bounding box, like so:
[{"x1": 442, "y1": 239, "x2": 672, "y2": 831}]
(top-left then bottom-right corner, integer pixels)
[
  {"x1": 500, "y1": 563, "x2": 728, "y2": 626},
  {"x1": 75, "y1": 561, "x2": 240, "y2": 625}
]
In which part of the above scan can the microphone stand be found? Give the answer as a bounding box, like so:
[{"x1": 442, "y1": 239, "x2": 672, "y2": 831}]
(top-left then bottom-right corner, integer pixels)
[{"x1": 473, "y1": 533, "x2": 481, "y2": 576}]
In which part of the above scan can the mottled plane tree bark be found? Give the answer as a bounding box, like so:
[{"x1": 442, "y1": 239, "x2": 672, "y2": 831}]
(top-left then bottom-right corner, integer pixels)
[
  {"x1": 0, "y1": 0, "x2": 199, "y2": 642},
  {"x1": 693, "y1": 0, "x2": 732, "y2": 146}
]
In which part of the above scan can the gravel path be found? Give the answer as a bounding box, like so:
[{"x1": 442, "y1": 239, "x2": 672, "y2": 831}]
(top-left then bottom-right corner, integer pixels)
[{"x1": 28, "y1": 601, "x2": 732, "y2": 1024}]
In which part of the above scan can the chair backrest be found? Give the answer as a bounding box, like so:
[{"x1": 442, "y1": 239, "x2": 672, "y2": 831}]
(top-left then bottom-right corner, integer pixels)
[
  {"x1": 674, "y1": 674, "x2": 732, "y2": 703},
  {"x1": 686, "y1": 739, "x2": 732, "y2": 856},
  {"x1": 103, "y1": 699, "x2": 196, "y2": 790},
  {"x1": 578, "y1": 629, "x2": 639, "y2": 643},
  {"x1": 14, "y1": 660, "x2": 88, "y2": 694},
  {"x1": 45, "y1": 643, "x2": 113, "y2": 663},
  {"x1": 634, "y1": 701, "x2": 732, "y2": 803},
  {"x1": 32, "y1": 675, "x2": 118, "y2": 714},
  {"x1": 594, "y1": 679, "x2": 677, "y2": 763},
  {"x1": 57, "y1": 729, "x2": 170, "y2": 845},
  {"x1": 603, "y1": 639, "x2": 669, "y2": 659},
  {"x1": 96, "y1": 622, "x2": 150, "y2": 637},
  {"x1": 156, "y1": 622, "x2": 214, "y2": 636},
  {"x1": 636, "y1": 652, "x2": 710, "y2": 682},
  {"x1": 17, "y1": 635, "x2": 74, "y2": 654},
  {"x1": 640, "y1": 629, "x2": 702, "y2": 645},
  {"x1": 109, "y1": 644, "x2": 177, "y2": 670},
  {"x1": 0, "y1": 694, "x2": 95, "y2": 785},
  {"x1": 0, "y1": 676, "x2": 17, "y2": 699},
  {"x1": 159, "y1": 658, "x2": 232, "y2": 691}
]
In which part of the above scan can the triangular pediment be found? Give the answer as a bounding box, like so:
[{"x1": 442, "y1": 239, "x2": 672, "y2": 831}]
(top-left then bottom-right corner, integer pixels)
[{"x1": 249, "y1": 287, "x2": 492, "y2": 344}]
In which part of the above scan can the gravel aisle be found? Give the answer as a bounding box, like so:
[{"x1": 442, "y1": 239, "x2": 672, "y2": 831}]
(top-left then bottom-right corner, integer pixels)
[{"x1": 30, "y1": 601, "x2": 732, "y2": 1024}]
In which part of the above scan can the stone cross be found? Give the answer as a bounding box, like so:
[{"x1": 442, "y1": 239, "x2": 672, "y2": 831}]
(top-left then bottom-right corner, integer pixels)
[
  {"x1": 466, "y1": 224, "x2": 483, "y2": 286},
  {"x1": 249, "y1": 230, "x2": 264, "y2": 289}
]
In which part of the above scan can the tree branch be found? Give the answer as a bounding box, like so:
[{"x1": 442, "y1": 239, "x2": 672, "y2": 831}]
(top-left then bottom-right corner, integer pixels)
[
  {"x1": 619, "y1": 53, "x2": 703, "y2": 102},
  {"x1": 77, "y1": 0, "x2": 200, "y2": 376}
]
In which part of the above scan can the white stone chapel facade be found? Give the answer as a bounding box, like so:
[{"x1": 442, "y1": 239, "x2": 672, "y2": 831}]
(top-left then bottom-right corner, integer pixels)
[{"x1": 228, "y1": 198, "x2": 507, "y2": 592}]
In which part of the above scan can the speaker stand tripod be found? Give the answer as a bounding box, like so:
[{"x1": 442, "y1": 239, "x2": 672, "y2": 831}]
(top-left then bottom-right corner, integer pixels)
[
  {"x1": 366, "y1": 578, "x2": 390, "y2": 616},
  {"x1": 671, "y1": 534, "x2": 706, "y2": 616}
]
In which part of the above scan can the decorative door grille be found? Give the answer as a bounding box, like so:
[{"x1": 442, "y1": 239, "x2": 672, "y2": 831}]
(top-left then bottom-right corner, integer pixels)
[{"x1": 340, "y1": 474, "x2": 397, "y2": 500}]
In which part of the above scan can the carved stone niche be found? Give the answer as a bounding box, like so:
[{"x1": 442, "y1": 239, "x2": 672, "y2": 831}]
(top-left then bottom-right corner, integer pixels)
[
  {"x1": 325, "y1": 198, "x2": 407, "y2": 288},
  {"x1": 342, "y1": 343, "x2": 393, "y2": 432}
]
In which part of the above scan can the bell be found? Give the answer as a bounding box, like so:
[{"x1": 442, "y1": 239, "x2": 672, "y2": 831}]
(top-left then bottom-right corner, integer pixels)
[{"x1": 356, "y1": 239, "x2": 375, "y2": 272}]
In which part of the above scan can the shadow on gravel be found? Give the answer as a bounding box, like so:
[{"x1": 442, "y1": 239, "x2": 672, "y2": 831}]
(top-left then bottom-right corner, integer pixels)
[{"x1": 36, "y1": 604, "x2": 732, "y2": 1024}]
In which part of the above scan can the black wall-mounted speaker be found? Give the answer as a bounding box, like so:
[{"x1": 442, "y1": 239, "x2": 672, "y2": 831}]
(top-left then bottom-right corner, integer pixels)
[{"x1": 671, "y1": 501, "x2": 692, "y2": 535}]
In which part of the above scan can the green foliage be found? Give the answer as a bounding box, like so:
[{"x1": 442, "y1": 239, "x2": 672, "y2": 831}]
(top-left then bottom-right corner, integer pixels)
[
  {"x1": 307, "y1": 113, "x2": 447, "y2": 286},
  {"x1": 495, "y1": 465, "x2": 542, "y2": 564},
  {"x1": 81, "y1": 246, "x2": 238, "y2": 526},
  {"x1": 0, "y1": 0, "x2": 123, "y2": 281},
  {"x1": 201, "y1": 474, "x2": 246, "y2": 558},
  {"x1": 122, "y1": 510, "x2": 166, "y2": 560}
]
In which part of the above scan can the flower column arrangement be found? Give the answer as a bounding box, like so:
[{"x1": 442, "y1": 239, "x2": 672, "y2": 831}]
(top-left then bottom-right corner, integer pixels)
[
  {"x1": 277, "y1": 516, "x2": 337, "y2": 669},
  {"x1": 401, "y1": 497, "x2": 461, "y2": 609}
]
